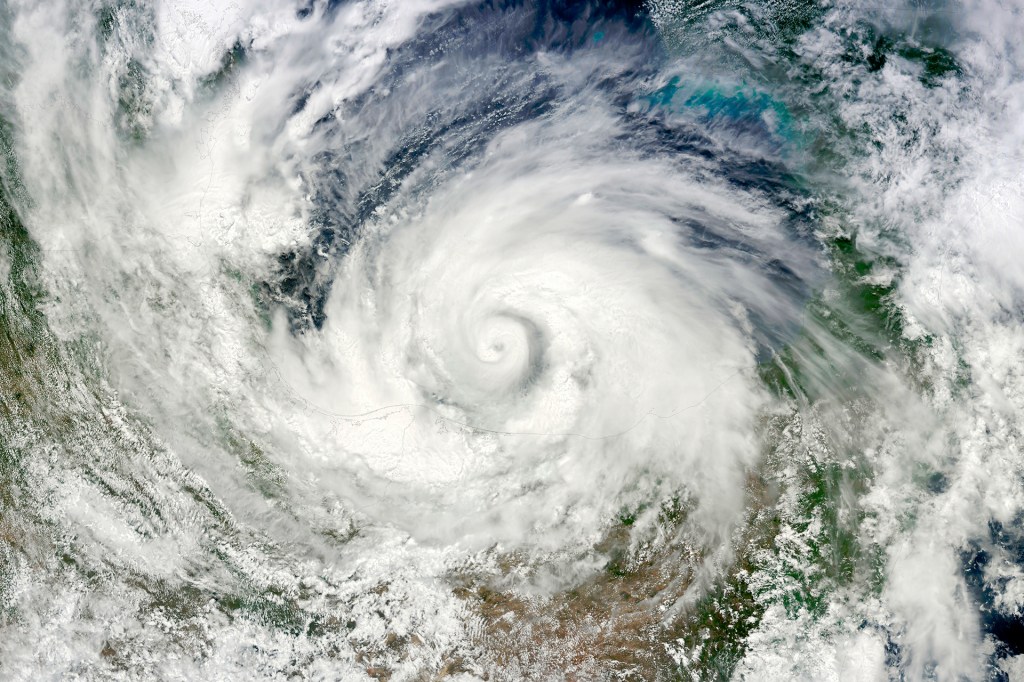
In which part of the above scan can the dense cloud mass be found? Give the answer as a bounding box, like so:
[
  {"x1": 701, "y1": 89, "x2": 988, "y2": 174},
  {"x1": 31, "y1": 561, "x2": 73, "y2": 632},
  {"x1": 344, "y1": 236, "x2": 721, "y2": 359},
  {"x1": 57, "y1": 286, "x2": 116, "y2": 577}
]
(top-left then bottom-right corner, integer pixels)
[{"x1": 1, "y1": 0, "x2": 1024, "y2": 679}]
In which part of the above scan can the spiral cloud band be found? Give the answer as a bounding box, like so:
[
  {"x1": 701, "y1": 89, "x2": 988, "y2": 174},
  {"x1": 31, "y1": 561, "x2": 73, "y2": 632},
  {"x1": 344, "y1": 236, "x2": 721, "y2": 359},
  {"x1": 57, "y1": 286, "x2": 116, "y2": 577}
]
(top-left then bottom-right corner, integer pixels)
[{"x1": 2, "y1": 0, "x2": 1024, "y2": 679}]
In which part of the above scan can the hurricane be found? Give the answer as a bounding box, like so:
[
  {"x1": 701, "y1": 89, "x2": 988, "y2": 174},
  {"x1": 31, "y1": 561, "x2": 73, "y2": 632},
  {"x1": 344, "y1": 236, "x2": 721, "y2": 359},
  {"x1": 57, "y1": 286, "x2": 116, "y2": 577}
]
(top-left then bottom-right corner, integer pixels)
[{"x1": 2, "y1": 0, "x2": 1024, "y2": 680}]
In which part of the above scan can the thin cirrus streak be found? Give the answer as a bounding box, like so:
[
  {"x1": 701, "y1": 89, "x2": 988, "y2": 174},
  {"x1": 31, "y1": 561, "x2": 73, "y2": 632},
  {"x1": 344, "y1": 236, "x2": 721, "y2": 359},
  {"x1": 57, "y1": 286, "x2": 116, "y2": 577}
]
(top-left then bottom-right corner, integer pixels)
[{"x1": 0, "y1": 0, "x2": 1023, "y2": 680}]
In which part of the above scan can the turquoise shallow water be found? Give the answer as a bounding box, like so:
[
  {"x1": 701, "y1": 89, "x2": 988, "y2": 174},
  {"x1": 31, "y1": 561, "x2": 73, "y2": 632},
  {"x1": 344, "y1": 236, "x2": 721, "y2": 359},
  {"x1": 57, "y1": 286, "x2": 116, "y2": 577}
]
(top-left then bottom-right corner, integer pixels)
[{"x1": 1, "y1": 1, "x2": 1023, "y2": 680}]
